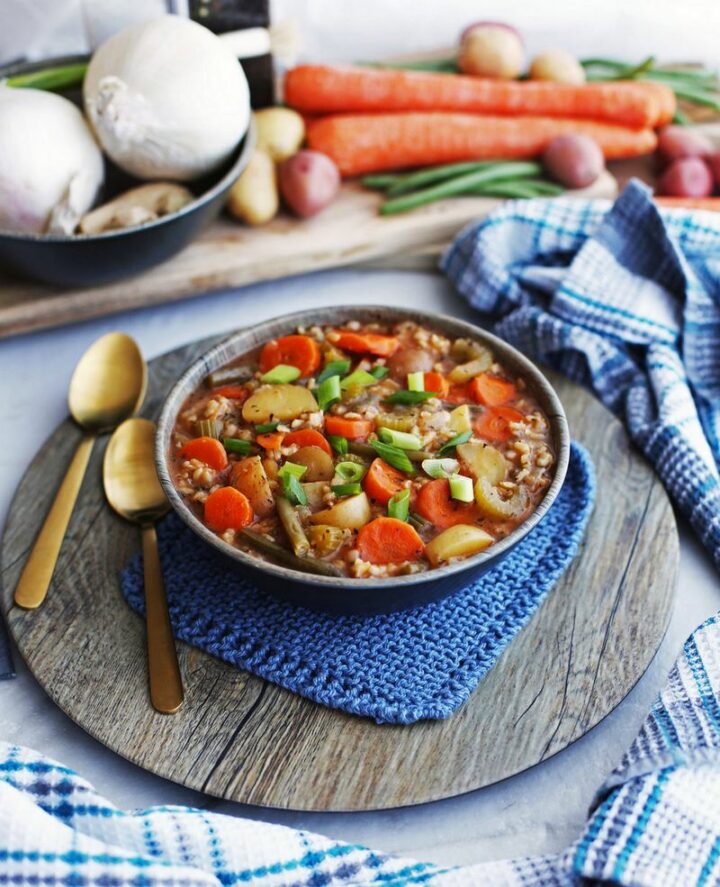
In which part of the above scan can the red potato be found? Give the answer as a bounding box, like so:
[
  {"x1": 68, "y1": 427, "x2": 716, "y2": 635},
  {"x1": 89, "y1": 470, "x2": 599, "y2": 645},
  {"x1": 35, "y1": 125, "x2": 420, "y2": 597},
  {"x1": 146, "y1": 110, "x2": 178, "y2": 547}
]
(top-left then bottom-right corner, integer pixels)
[
  {"x1": 279, "y1": 150, "x2": 340, "y2": 217},
  {"x1": 657, "y1": 125, "x2": 713, "y2": 163},
  {"x1": 706, "y1": 151, "x2": 720, "y2": 189},
  {"x1": 458, "y1": 22, "x2": 525, "y2": 80},
  {"x1": 542, "y1": 133, "x2": 604, "y2": 188},
  {"x1": 658, "y1": 156, "x2": 714, "y2": 198}
]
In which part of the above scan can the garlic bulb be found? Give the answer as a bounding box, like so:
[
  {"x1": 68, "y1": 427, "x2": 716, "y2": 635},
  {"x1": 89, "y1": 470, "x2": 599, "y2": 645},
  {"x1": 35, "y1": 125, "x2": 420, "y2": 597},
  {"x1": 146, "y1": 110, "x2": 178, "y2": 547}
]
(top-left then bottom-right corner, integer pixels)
[
  {"x1": 0, "y1": 87, "x2": 104, "y2": 235},
  {"x1": 84, "y1": 15, "x2": 250, "y2": 182}
]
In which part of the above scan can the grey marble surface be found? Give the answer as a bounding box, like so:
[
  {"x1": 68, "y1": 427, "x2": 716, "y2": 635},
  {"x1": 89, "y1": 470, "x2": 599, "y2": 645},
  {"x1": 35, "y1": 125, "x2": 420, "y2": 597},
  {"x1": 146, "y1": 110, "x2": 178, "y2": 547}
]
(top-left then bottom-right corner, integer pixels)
[{"x1": 1, "y1": 268, "x2": 718, "y2": 867}]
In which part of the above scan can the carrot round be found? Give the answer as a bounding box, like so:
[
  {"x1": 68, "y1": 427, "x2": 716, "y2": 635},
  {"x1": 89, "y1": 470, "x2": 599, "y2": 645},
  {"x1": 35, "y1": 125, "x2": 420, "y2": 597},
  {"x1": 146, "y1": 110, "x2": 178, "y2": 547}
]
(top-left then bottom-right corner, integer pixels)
[
  {"x1": 256, "y1": 431, "x2": 285, "y2": 450},
  {"x1": 331, "y1": 330, "x2": 400, "y2": 357},
  {"x1": 423, "y1": 372, "x2": 449, "y2": 397},
  {"x1": 415, "y1": 478, "x2": 476, "y2": 529},
  {"x1": 363, "y1": 457, "x2": 406, "y2": 505},
  {"x1": 307, "y1": 113, "x2": 657, "y2": 177},
  {"x1": 180, "y1": 437, "x2": 228, "y2": 471},
  {"x1": 204, "y1": 487, "x2": 253, "y2": 531},
  {"x1": 212, "y1": 385, "x2": 249, "y2": 401},
  {"x1": 655, "y1": 197, "x2": 720, "y2": 212},
  {"x1": 474, "y1": 406, "x2": 525, "y2": 442},
  {"x1": 286, "y1": 65, "x2": 674, "y2": 128},
  {"x1": 283, "y1": 428, "x2": 332, "y2": 455},
  {"x1": 469, "y1": 373, "x2": 517, "y2": 406},
  {"x1": 324, "y1": 414, "x2": 374, "y2": 441},
  {"x1": 357, "y1": 517, "x2": 424, "y2": 565},
  {"x1": 259, "y1": 335, "x2": 320, "y2": 377}
]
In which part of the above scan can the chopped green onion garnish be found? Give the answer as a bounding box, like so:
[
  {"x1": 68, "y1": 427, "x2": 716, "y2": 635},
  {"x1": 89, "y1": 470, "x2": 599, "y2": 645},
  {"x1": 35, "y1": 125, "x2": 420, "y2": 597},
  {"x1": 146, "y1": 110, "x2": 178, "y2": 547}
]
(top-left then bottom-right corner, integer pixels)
[
  {"x1": 278, "y1": 461, "x2": 307, "y2": 480},
  {"x1": 317, "y1": 359, "x2": 351, "y2": 384},
  {"x1": 335, "y1": 461, "x2": 366, "y2": 482},
  {"x1": 222, "y1": 437, "x2": 253, "y2": 455},
  {"x1": 282, "y1": 472, "x2": 308, "y2": 506},
  {"x1": 384, "y1": 390, "x2": 437, "y2": 405},
  {"x1": 340, "y1": 369, "x2": 377, "y2": 390},
  {"x1": 378, "y1": 427, "x2": 422, "y2": 450},
  {"x1": 255, "y1": 421, "x2": 279, "y2": 434},
  {"x1": 421, "y1": 458, "x2": 460, "y2": 479},
  {"x1": 261, "y1": 363, "x2": 301, "y2": 384},
  {"x1": 329, "y1": 434, "x2": 349, "y2": 455},
  {"x1": 407, "y1": 371, "x2": 425, "y2": 392},
  {"x1": 317, "y1": 374, "x2": 342, "y2": 411},
  {"x1": 370, "y1": 440, "x2": 415, "y2": 474},
  {"x1": 449, "y1": 474, "x2": 474, "y2": 503},
  {"x1": 370, "y1": 365, "x2": 389, "y2": 380},
  {"x1": 387, "y1": 488, "x2": 410, "y2": 521},
  {"x1": 331, "y1": 482, "x2": 362, "y2": 497},
  {"x1": 437, "y1": 431, "x2": 473, "y2": 457}
]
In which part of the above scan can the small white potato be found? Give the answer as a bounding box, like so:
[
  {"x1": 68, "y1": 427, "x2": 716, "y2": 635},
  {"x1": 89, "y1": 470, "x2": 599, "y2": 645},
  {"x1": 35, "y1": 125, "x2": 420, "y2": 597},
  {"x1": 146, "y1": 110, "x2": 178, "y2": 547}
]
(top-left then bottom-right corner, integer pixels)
[
  {"x1": 425, "y1": 524, "x2": 494, "y2": 566},
  {"x1": 530, "y1": 50, "x2": 586, "y2": 85},
  {"x1": 242, "y1": 384, "x2": 318, "y2": 424},
  {"x1": 226, "y1": 149, "x2": 279, "y2": 225},
  {"x1": 254, "y1": 107, "x2": 306, "y2": 161},
  {"x1": 458, "y1": 24, "x2": 525, "y2": 80},
  {"x1": 457, "y1": 442, "x2": 506, "y2": 483},
  {"x1": 310, "y1": 492, "x2": 371, "y2": 529}
]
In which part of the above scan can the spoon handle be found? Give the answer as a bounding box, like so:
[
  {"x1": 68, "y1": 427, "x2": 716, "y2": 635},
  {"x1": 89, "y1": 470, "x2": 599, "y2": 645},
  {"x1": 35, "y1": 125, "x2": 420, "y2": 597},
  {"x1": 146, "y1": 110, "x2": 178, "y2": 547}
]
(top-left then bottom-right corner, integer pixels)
[
  {"x1": 14, "y1": 434, "x2": 95, "y2": 610},
  {"x1": 142, "y1": 524, "x2": 184, "y2": 714}
]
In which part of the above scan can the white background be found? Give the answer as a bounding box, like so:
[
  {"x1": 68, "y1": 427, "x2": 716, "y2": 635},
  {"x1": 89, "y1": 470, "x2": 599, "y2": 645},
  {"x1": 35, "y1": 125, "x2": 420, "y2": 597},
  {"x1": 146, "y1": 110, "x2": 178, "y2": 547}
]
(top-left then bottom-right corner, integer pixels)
[{"x1": 0, "y1": 0, "x2": 719, "y2": 869}]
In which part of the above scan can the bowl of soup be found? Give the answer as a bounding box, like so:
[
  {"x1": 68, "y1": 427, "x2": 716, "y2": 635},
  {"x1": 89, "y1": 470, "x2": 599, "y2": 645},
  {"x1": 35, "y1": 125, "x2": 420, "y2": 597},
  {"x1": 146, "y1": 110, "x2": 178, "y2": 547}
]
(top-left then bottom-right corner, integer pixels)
[{"x1": 155, "y1": 306, "x2": 570, "y2": 614}]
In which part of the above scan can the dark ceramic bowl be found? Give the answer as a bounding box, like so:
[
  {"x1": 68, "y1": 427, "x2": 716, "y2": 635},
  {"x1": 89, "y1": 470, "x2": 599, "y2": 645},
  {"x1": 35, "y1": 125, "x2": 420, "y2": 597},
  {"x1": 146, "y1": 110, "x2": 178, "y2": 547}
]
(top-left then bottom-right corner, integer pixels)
[
  {"x1": 0, "y1": 55, "x2": 254, "y2": 286},
  {"x1": 156, "y1": 306, "x2": 571, "y2": 615}
]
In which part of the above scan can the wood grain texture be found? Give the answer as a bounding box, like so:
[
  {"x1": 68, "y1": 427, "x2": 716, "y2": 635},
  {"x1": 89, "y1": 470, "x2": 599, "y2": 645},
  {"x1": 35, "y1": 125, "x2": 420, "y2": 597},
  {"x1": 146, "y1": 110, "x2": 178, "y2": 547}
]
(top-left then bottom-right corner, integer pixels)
[
  {"x1": 0, "y1": 173, "x2": 616, "y2": 340},
  {"x1": 1, "y1": 335, "x2": 678, "y2": 811}
]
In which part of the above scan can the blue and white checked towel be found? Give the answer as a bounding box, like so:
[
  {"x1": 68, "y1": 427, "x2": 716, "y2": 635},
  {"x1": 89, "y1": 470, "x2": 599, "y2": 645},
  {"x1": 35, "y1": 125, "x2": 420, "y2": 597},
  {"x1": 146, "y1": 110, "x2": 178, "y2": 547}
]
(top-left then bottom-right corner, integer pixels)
[{"x1": 3, "y1": 181, "x2": 720, "y2": 885}]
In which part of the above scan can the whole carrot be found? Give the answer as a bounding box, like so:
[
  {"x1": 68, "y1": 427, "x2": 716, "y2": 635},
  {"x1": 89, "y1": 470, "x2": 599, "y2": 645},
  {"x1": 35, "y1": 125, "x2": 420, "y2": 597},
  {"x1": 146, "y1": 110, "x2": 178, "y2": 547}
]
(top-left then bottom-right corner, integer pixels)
[
  {"x1": 306, "y1": 112, "x2": 657, "y2": 177},
  {"x1": 655, "y1": 197, "x2": 720, "y2": 212},
  {"x1": 285, "y1": 65, "x2": 675, "y2": 128}
]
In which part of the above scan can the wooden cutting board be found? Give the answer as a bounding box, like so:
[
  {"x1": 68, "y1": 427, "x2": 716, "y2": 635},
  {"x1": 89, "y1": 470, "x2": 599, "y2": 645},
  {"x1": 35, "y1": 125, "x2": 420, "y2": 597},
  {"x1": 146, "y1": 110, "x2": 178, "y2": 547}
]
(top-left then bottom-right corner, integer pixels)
[
  {"x1": 1, "y1": 333, "x2": 678, "y2": 811},
  {"x1": 0, "y1": 173, "x2": 617, "y2": 339}
]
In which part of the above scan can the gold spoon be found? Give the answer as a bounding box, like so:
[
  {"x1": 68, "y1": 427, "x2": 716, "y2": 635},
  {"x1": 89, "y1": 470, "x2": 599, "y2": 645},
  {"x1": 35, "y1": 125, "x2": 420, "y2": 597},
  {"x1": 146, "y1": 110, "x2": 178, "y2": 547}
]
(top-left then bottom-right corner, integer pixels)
[
  {"x1": 14, "y1": 333, "x2": 146, "y2": 610},
  {"x1": 103, "y1": 417, "x2": 184, "y2": 714}
]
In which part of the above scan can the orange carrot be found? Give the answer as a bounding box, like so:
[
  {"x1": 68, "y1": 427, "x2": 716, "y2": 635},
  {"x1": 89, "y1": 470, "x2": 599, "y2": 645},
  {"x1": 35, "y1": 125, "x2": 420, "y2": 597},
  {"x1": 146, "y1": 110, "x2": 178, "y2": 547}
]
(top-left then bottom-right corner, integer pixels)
[
  {"x1": 415, "y1": 478, "x2": 476, "y2": 529},
  {"x1": 469, "y1": 373, "x2": 517, "y2": 407},
  {"x1": 444, "y1": 383, "x2": 470, "y2": 405},
  {"x1": 204, "y1": 487, "x2": 253, "y2": 531},
  {"x1": 283, "y1": 429, "x2": 332, "y2": 455},
  {"x1": 286, "y1": 65, "x2": 674, "y2": 128},
  {"x1": 256, "y1": 431, "x2": 285, "y2": 450},
  {"x1": 324, "y1": 415, "x2": 374, "y2": 441},
  {"x1": 635, "y1": 81, "x2": 676, "y2": 127},
  {"x1": 474, "y1": 406, "x2": 525, "y2": 443},
  {"x1": 180, "y1": 437, "x2": 228, "y2": 471},
  {"x1": 212, "y1": 385, "x2": 249, "y2": 400},
  {"x1": 357, "y1": 517, "x2": 424, "y2": 565},
  {"x1": 330, "y1": 330, "x2": 400, "y2": 356},
  {"x1": 363, "y1": 458, "x2": 407, "y2": 505},
  {"x1": 423, "y1": 372, "x2": 449, "y2": 397},
  {"x1": 307, "y1": 113, "x2": 657, "y2": 177},
  {"x1": 655, "y1": 197, "x2": 720, "y2": 212},
  {"x1": 259, "y1": 334, "x2": 321, "y2": 377}
]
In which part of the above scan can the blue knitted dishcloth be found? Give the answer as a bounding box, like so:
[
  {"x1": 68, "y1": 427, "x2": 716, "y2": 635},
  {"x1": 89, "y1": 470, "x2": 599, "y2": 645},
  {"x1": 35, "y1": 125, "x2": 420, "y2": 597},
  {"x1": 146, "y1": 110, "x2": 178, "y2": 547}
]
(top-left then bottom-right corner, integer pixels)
[{"x1": 120, "y1": 442, "x2": 594, "y2": 724}]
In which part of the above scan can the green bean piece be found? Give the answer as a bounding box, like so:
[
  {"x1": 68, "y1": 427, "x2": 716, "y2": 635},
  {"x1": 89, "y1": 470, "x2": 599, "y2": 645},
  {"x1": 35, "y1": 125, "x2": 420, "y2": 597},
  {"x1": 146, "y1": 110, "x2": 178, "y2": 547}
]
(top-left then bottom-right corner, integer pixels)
[
  {"x1": 206, "y1": 365, "x2": 253, "y2": 388},
  {"x1": 408, "y1": 511, "x2": 431, "y2": 532},
  {"x1": 362, "y1": 174, "x2": 404, "y2": 189},
  {"x1": 383, "y1": 389, "x2": 437, "y2": 405},
  {"x1": 379, "y1": 162, "x2": 543, "y2": 216},
  {"x1": 239, "y1": 530, "x2": 343, "y2": 577},
  {"x1": 466, "y1": 180, "x2": 564, "y2": 199},
  {"x1": 196, "y1": 418, "x2": 220, "y2": 438},
  {"x1": 385, "y1": 161, "x2": 499, "y2": 196},
  {"x1": 222, "y1": 437, "x2": 254, "y2": 455},
  {"x1": 276, "y1": 496, "x2": 310, "y2": 557},
  {"x1": 359, "y1": 58, "x2": 458, "y2": 73},
  {"x1": 255, "y1": 421, "x2": 279, "y2": 434},
  {"x1": 7, "y1": 62, "x2": 88, "y2": 91}
]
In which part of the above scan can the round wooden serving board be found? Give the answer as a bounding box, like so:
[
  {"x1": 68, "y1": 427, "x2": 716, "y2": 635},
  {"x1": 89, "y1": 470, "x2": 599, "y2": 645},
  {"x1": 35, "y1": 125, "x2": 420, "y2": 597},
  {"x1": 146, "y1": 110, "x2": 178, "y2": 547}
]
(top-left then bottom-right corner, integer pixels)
[{"x1": 1, "y1": 335, "x2": 678, "y2": 811}]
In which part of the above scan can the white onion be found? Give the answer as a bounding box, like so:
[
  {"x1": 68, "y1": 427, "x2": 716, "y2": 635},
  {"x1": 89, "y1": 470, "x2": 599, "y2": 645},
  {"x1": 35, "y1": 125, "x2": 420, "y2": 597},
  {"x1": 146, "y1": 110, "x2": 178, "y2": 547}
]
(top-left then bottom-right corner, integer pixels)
[
  {"x1": 84, "y1": 15, "x2": 250, "y2": 182},
  {"x1": 0, "y1": 87, "x2": 104, "y2": 235}
]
